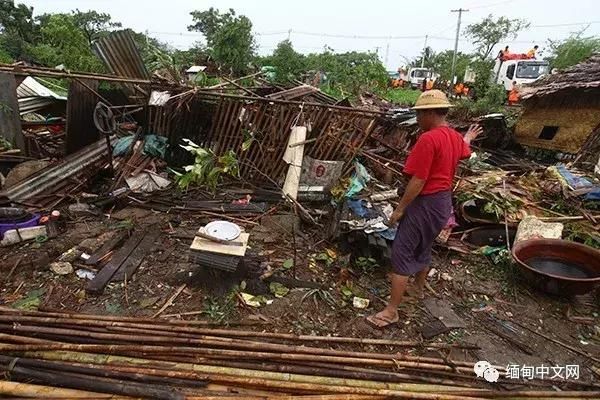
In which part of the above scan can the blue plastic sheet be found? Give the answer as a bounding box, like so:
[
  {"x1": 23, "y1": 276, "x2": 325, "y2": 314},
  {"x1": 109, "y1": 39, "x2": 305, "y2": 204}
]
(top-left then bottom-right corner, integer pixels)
[
  {"x1": 112, "y1": 135, "x2": 135, "y2": 157},
  {"x1": 556, "y1": 164, "x2": 593, "y2": 190},
  {"x1": 345, "y1": 161, "x2": 371, "y2": 198},
  {"x1": 555, "y1": 164, "x2": 599, "y2": 201},
  {"x1": 111, "y1": 134, "x2": 168, "y2": 159},
  {"x1": 143, "y1": 134, "x2": 168, "y2": 158},
  {"x1": 377, "y1": 228, "x2": 397, "y2": 241}
]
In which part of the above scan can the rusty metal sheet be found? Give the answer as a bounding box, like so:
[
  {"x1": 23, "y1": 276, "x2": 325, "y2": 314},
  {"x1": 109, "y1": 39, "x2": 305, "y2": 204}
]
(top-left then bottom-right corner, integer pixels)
[
  {"x1": 66, "y1": 79, "x2": 101, "y2": 154},
  {"x1": 0, "y1": 137, "x2": 116, "y2": 202},
  {"x1": 93, "y1": 30, "x2": 149, "y2": 80}
]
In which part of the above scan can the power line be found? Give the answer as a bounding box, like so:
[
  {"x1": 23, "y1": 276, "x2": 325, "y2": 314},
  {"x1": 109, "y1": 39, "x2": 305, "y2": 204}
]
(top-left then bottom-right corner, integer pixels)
[
  {"x1": 465, "y1": 0, "x2": 516, "y2": 10},
  {"x1": 530, "y1": 21, "x2": 600, "y2": 28}
]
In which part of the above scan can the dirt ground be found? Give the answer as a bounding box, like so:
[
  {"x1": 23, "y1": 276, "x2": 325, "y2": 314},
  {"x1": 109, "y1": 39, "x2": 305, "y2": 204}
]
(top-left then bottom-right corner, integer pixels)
[{"x1": 1, "y1": 207, "x2": 599, "y2": 387}]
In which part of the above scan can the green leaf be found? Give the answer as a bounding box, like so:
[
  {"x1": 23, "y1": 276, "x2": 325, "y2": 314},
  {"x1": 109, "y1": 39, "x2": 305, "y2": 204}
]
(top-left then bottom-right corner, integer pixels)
[
  {"x1": 269, "y1": 282, "x2": 290, "y2": 298},
  {"x1": 13, "y1": 289, "x2": 45, "y2": 311},
  {"x1": 315, "y1": 253, "x2": 330, "y2": 261},
  {"x1": 340, "y1": 286, "x2": 353, "y2": 298},
  {"x1": 242, "y1": 137, "x2": 254, "y2": 152},
  {"x1": 282, "y1": 259, "x2": 294, "y2": 270}
]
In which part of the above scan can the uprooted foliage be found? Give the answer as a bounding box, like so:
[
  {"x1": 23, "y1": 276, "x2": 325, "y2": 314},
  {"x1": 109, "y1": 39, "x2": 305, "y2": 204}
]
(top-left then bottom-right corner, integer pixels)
[{"x1": 171, "y1": 139, "x2": 240, "y2": 191}]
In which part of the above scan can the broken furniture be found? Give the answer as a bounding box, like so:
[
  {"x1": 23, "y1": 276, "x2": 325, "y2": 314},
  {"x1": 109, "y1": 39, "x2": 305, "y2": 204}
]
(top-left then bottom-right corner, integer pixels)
[{"x1": 189, "y1": 221, "x2": 250, "y2": 273}]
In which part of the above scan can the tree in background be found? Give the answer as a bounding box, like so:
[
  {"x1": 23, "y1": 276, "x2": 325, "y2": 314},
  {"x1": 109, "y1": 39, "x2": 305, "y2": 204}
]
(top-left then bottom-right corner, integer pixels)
[
  {"x1": 411, "y1": 46, "x2": 436, "y2": 69},
  {"x1": 465, "y1": 15, "x2": 530, "y2": 59},
  {"x1": 0, "y1": 0, "x2": 38, "y2": 60},
  {"x1": 257, "y1": 40, "x2": 306, "y2": 83},
  {"x1": 414, "y1": 49, "x2": 471, "y2": 82},
  {"x1": 305, "y1": 50, "x2": 388, "y2": 97},
  {"x1": 546, "y1": 32, "x2": 600, "y2": 70},
  {"x1": 71, "y1": 9, "x2": 122, "y2": 45},
  {"x1": 188, "y1": 8, "x2": 255, "y2": 76},
  {"x1": 26, "y1": 13, "x2": 104, "y2": 71}
]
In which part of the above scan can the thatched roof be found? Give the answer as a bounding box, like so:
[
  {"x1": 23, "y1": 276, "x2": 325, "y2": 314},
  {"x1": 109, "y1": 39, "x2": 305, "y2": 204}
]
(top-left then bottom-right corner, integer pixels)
[{"x1": 521, "y1": 54, "x2": 600, "y2": 100}]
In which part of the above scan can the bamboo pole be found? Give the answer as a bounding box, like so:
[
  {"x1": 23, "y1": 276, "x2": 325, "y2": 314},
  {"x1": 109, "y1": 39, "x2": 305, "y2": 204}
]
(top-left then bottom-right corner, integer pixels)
[
  {"x1": 0, "y1": 322, "x2": 481, "y2": 371},
  {"x1": 0, "y1": 355, "x2": 208, "y2": 389},
  {"x1": 0, "y1": 308, "x2": 474, "y2": 349},
  {"x1": 0, "y1": 380, "x2": 132, "y2": 398},
  {"x1": 18, "y1": 350, "x2": 486, "y2": 395},
  {"x1": 0, "y1": 64, "x2": 151, "y2": 84},
  {"x1": 0, "y1": 342, "x2": 474, "y2": 374},
  {"x1": 0, "y1": 363, "x2": 185, "y2": 400},
  {"x1": 0, "y1": 316, "x2": 479, "y2": 365},
  {"x1": 0, "y1": 306, "x2": 255, "y2": 326}
]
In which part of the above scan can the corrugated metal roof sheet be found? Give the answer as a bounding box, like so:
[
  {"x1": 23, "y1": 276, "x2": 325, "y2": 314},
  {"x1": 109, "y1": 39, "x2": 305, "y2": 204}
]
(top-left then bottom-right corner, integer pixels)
[
  {"x1": 17, "y1": 77, "x2": 66, "y2": 100},
  {"x1": 16, "y1": 77, "x2": 66, "y2": 115},
  {"x1": 93, "y1": 30, "x2": 150, "y2": 80},
  {"x1": 0, "y1": 137, "x2": 116, "y2": 201}
]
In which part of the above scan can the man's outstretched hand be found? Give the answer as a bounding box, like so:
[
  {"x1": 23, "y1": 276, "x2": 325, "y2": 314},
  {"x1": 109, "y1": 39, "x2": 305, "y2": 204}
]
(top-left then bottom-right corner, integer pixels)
[{"x1": 464, "y1": 124, "x2": 483, "y2": 143}]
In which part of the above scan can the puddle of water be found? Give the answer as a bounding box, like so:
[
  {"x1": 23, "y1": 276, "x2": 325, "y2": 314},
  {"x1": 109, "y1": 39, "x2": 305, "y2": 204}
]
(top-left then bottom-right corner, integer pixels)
[{"x1": 527, "y1": 257, "x2": 595, "y2": 279}]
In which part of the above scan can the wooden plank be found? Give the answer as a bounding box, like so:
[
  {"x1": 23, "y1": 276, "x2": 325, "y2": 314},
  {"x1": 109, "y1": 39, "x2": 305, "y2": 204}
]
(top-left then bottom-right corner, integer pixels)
[
  {"x1": 423, "y1": 298, "x2": 466, "y2": 329},
  {"x1": 112, "y1": 231, "x2": 160, "y2": 282},
  {"x1": 0, "y1": 73, "x2": 24, "y2": 151},
  {"x1": 85, "y1": 231, "x2": 129, "y2": 265},
  {"x1": 87, "y1": 231, "x2": 146, "y2": 293},
  {"x1": 420, "y1": 319, "x2": 451, "y2": 339}
]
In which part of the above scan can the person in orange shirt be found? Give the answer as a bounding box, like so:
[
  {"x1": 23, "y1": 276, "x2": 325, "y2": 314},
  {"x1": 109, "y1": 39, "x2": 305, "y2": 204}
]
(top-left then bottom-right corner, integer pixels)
[
  {"x1": 454, "y1": 82, "x2": 464, "y2": 98},
  {"x1": 426, "y1": 79, "x2": 434, "y2": 91},
  {"x1": 527, "y1": 45, "x2": 539, "y2": 59},
  {"x1": 508, "y1": 81, "x2": 520, "y2": 105}
]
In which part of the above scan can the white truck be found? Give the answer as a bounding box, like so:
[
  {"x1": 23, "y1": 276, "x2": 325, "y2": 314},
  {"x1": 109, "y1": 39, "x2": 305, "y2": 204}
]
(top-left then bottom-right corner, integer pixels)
[
  {"x1": 492, "y1": 58, "x2": 549, "y2": 90},
  {"x1": 400, "y1": 67, "x2": 433, "y2": 89},
  {"x1": 464, "y1": 58, "x2": 550, "y2": 91}
]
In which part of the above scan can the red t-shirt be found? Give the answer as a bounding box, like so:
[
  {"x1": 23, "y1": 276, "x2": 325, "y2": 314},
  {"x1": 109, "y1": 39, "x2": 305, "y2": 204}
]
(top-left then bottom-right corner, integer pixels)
[{"x1": 403, "y1": 126, "x2": 471, "y2": 195}]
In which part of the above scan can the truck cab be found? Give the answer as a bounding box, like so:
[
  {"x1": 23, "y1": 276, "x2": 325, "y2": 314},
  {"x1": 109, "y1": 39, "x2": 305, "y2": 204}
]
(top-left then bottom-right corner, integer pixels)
[
  {"x1": 406, "y1": 68, "x2": 432, "y2": 89},
  {"x1": 493, "y1": 59, "x2": 549, "y2": 90}
]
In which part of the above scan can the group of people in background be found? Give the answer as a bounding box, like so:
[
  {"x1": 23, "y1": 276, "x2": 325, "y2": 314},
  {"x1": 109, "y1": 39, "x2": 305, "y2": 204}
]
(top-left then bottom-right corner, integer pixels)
[{"x1": 497, "y1": 44, "x2": 539, "y2": 60}]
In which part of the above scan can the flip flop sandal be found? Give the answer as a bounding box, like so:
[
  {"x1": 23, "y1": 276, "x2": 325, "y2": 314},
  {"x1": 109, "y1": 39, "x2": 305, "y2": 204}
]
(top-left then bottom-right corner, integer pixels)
[{"x1": 366, "y1": 314, "x2": 399, "y2": 328}]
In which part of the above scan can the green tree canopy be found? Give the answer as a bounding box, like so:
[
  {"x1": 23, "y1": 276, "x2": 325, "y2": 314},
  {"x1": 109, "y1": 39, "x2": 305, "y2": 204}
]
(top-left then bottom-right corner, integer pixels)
[
  {"x1": 0, "y1": 0, "x2": 38, "y2": 60},
  {"x1": 257, "y1": 40, "x2": 306, "y2": 83},
  {"x1": 413, "y1": 49, "x2": 472, "y2": 82},
  {"x1": 27, "y1": 13, "x2": 104, "y2": 71},
  {"x1": 546, "y1": 33, "x2": 600, "y2": 70},
  {"x1": 71, "y1": 9, "x2": 122, "y2": 45},
  {"x1": 305, "y1": 50, "x2": 388, "y2": 96},
  {"x1": 188, "y1": 7, "x2": 255, "y2": 76},
  {"x1": 465, "y1": 15, "x2": 530, "y2": 59}
]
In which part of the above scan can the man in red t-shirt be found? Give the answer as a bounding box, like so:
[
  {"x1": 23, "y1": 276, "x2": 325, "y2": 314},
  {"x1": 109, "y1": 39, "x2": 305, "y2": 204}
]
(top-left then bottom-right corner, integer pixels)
[{"x1": 368, "y1": 90, "x2": 482, "y2": 328}]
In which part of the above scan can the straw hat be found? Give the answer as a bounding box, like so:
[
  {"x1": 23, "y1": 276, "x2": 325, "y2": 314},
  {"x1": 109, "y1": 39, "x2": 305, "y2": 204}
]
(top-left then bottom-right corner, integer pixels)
[{"x1": 412, "y1": 90, "x2": 453, "y2": 110}]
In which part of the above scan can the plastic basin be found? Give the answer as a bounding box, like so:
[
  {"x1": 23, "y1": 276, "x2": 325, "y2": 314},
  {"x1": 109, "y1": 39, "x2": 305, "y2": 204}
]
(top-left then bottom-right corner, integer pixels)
[{"x1": 512, "y1": 239, "x2": 600, "y2": 296}]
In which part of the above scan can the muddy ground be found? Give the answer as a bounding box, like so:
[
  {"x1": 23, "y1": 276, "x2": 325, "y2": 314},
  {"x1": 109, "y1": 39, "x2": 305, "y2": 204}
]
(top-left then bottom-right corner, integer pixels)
[{"x1": 1, "y1": 207, "x2": 598, "y2": 387}]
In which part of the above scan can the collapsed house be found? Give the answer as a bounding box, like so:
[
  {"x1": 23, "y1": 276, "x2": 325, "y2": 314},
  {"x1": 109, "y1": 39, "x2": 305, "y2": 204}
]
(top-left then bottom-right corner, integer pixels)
[
  {"x1": 516, "y1": 54, "x2": 600, "y2": 168},
  {"x1": 1, "y1": 30, "x2": 599, "y2": 399}
]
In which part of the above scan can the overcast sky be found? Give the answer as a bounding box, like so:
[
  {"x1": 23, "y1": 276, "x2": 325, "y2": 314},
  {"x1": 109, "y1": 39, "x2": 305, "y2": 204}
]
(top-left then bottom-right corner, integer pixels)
[{"x1": 22, "y1": 0, "x2": 600, "y2": 69}]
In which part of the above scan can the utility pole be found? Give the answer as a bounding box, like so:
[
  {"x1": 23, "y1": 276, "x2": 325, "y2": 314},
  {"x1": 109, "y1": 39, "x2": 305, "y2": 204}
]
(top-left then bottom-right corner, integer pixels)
[
  {"x1": 287, "y1": 29, "x2": 292, "y2": 41},
  {"x1": 421, "y1": 35, "x2": 428, "y2": 68},
  {"x1": 450, "y1": 8, "x2": 468, "y2": 85},
  {"x1": 384, "y1": 43, "x2": 390, "y2": 67}
]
